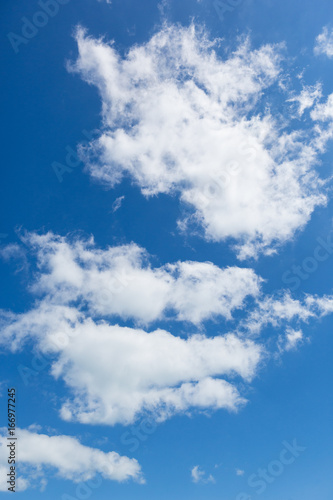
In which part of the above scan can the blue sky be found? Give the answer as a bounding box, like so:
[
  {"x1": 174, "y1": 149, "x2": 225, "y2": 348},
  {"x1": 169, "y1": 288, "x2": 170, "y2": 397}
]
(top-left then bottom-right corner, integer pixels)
[{"x1": 0, "y1": 0, "x2": 333, "y2": 498}]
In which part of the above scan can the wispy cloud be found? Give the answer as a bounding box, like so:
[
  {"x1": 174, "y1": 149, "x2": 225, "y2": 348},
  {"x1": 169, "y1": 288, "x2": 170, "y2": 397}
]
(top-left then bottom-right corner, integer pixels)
[
  {"x1": 314, "y1": 26, "x2": 333, "y2": 58},
  {"x1": 112, "y1": 195, "x2": 125, "y2": 212},
  {"x1": 278, "y1": 328, "x2": 304, "y2": 352},
  {"x1": 191, "y1": 465, "x2": 215, "y2": 484},
  {"x1": 288, "y1": 83, "x2": 322, "y2": 116}
]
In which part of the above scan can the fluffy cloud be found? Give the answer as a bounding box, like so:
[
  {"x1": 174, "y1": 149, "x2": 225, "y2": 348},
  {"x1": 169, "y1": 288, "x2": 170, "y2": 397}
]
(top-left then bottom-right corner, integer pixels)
[
  {"x1": 1, "y1": 309, "x2": 261, "y2": 425},
  {"x1": 68, "y1": 24, "x2": 330, "y2": 258},
  {"x1": 56, "y1": 325, "x2": 260, "y2": 425},
  {"x1": 18, "y1": 232, "x2": 261, "y2": 325},
  {"x1": 0, "y1": 427, "x2": 143, "y2": 492},
  {"x1": 0, "y1": 232, "x2": 265, "y2": 425},
  {"x1": 3, "y1": 290, "x2": 333, "y2": 427},
  {"x1": 2, "y1": 232, "x2": 333, "y2": 425},
  {"x1": 314, "y1": 26, "x2": 333, "y2": 58}
]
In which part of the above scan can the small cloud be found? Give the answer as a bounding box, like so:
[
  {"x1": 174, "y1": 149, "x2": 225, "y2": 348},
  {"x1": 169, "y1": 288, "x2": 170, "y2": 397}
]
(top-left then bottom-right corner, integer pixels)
[
  {"x1": 236, "y1": 469, "x2": 245, "y2": 476},
  {"x1": 95, "y1": 436, "x2": 109, "y2": 446},
  {"x1": 278, "y1": 328, "x2": 304, "y2": 352},
  {"x1": 127, "y1": 26, "x2": 136, "y2": 37},
  {"x1": 191, "y1": 465, "x2": 215, "y2": 484},
  {"x1": 314, "y1": 26, "x2": 333, "y2": 58},
  {"x1": 0, "y1": 243, "x2": 28, "y2": 273},
  {"x1": 0, "y1": 243, "x2": 22, "y2": 260},
  {"x1": 288, "y1": 83, "x2": 322, "y2": 116},
  {"x1": 27, "y1": 423, "x2": 42, "y2": 433},
  {"x1": 40, "y1": 478, "x2": 48, "y2": 492},
  {"x1": 112, "y1": 196, "x2": 125, "y2": 213},
  {"x1": 285, "y1": 328, "x2": 304, "y2": 351},
  {"x1": 191, "y1": 465, "x2": 204, "y2": 483}
]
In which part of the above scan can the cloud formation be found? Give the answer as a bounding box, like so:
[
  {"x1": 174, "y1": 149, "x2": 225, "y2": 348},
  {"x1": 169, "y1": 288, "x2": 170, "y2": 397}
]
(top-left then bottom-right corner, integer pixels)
[
  {"x1": 288, "y1": 83, "x2": 322, "y2": 117},
  {"x1": 314, "y1": 26, "x2": 333, "y2": 58},
  {"x1": 243, "y1": 292, "x2": 333, "y2": 335},
  {"x1": 1, "y1": 308, "x2": 261, "y2": 425},
  {"x1": 17, "y1": 232, "x2": 261, "y2": 325},
  {"x1": 69, "y1": 24, "x2": 330, "y2": 258},
  {"x1": 1, "y1": 233, "x2": 333, "y2": 426},
  {"x1": 278, "y1": 328, "x2": 304, "y2": 352},
  {"x1": 191, "y1": 465, "x2": 215, "y2": 484},
  {"x1": 0, "y1": 427, "x2": 143, "y2": 492}
]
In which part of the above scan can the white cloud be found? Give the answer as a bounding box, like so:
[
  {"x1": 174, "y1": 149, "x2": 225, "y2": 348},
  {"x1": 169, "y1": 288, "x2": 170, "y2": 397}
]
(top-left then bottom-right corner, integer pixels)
[
  {"x1": 0, "y1": 428, "x2": 143, "y2": 492},
  {"x1": 191, "y1": 465, "x2": 215, "y2": 484},
  {"x1": 18, "y1": 231, "x2": 261, "y2": 325},
  {"x1": 0, "y1": 465, "x2": 29, "y2": 492},
  {"x1": 6, "y1": 291, "x2": 333, "y2": 427},
  {"x1": 236, "y1": 469, "x2": 245, "y2": 476},
  {"x1": 314, "y1": 26, "x2": 333, "y2": 58},
  {"x1": 311, "y1": 93, "x2": 333, "y2": 122},
  {"x1": 2, "y1": 233, "x2": 333, "y2": 426},
  {"x1": 68, "y1": 24, "x2": 330, "y2": 259},
  {"x1": 288, "y1": 83, "x2": 322, "y2": 116},
  {"x1": 1, "y1": 308, "x2": 261, "y2": 424},
  {"x1": 243, "y1": 292, "x2": 333, "y2": 335},
  {"x1": 278, "y1": 328, "x2": 304, "y2": 352},
  {"x1": 0, "y1": 302, "x2": 82, "y2": 352},
  {"x1": 112, "y1": 195, "x2": 125, "y2": 212},
  {"x1": 0, "y1": 232, "x2": 264, "y2": 425},
  {"x1": 56, "y1": 326, "x2": 260, "y2": 425},
  {"x1": 191, "y1": 465, "x2": 204, "y2": 483}
]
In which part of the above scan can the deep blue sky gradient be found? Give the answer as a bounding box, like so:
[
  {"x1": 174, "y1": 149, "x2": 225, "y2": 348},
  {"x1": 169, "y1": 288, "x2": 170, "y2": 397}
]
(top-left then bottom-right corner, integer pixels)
[{"x1": 0, "y1": 0, "x2": 333, "y2": 498}]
